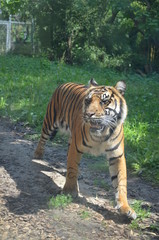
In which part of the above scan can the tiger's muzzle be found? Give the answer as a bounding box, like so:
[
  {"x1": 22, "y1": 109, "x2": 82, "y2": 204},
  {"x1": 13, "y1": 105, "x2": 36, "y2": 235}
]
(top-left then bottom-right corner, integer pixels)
[
  {"x1": 84, "y1": 115, "x2": 106, "y2": 134},
  {"x1": 84, "y1": 113, "x2": 117, "y2": 134}
]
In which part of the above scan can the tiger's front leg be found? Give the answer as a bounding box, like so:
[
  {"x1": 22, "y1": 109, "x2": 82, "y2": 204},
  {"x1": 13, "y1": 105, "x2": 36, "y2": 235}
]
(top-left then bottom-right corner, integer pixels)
[
  {"x1": 63, "y1": 138, "x2": 82, "y2": 198},
  {"x1": 107, "y1": 145, "x2": 137, "y2": 220}
]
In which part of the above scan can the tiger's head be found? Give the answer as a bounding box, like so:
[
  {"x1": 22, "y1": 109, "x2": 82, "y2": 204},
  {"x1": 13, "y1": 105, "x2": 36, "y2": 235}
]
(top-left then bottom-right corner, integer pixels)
[{"x1": 83, "y1": 79, "x2": 127, "y2": 136}]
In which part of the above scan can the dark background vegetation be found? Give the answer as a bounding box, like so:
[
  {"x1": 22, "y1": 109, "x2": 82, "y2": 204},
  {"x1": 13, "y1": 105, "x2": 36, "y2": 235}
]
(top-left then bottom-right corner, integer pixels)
[{"x1": 1, "y1": 0, "x2": 159, "y2": 73}]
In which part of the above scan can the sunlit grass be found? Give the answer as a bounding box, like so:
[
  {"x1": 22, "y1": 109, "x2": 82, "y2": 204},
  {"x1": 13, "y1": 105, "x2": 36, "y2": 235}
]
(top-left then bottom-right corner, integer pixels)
[
  {"x1": 0, "y1": 55, "x2": 159, "y2": 183},
  {"x1": 130, "y1": 200, "x2": 150, "y2": 230},
  {"x1": 48, "y1": 194, "x2": 72, "y2": 209},
  {"x1": 79, "y1": 210, "x2": 91, "y2": 220}
]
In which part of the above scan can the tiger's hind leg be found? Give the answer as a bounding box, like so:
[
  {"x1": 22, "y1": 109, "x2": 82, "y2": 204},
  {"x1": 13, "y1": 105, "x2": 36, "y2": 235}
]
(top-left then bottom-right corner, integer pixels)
[{"x1": 34, "y1": 126, "x2": 57, "y2": 159}]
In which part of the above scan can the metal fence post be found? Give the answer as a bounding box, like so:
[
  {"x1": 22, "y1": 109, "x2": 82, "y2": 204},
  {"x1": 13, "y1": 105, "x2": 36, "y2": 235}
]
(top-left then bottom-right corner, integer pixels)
[{"x1": 6, "y1": 15, "x2": 11, "y2": 52}]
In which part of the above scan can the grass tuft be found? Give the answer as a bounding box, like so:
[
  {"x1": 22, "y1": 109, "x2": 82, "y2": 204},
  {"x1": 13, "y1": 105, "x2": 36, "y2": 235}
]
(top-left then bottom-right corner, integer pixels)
[
  {"x1": 130, "y1": 200, "x2": 150, "y2": 230},
  {"x1": 79, "y1": 210, "x2": 91, "y2": 220},
  {"x1": 48, "y1": 194, "x2": 72, "y2": 209}
]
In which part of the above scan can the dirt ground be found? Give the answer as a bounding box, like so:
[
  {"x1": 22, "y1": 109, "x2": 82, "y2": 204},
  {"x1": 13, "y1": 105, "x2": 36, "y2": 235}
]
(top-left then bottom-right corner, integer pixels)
[{"x1": 0, "y1": 117, "x2": 159, "y2": 240}]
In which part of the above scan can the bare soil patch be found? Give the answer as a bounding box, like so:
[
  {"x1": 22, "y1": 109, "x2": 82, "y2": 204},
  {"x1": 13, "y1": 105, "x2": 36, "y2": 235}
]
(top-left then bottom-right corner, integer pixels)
[{"x1": 0, "y1": 117, "x2": 159, "y2": 239}]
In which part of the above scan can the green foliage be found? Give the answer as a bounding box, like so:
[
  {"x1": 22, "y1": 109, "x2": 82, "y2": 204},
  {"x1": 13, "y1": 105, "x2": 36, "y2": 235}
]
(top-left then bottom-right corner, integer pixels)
[
  {"x1": 149, "y1": 223, "x2": 159, "y2": 233},
  {"x1": 0, "y1": 55, "x2": 159, "y2": 183},
  {"x1": 2, "y1": 0, "x2": 159, "y2": 71},
  {"x1": 124, "y1": 74, "x2": 159, "y2": 183},
  {"x1": 94, "y1": 179, "x2": 110, "y2": 191},
  {"x1": 131, "y1": 200, "x2": 150, "y2": 219},
  {"x1": 86, "y1": 155, "x2": 109, "y2": 173},
  {"x1": 0, "y1": 97, "x2": 7, "y2": 109},
  {"x1": 79, "y1": 210, "x2": 91, "y2": 220},
  {"x1": 48, "y1": 194, "x2": 72, "y2": 209},
  {"x1": 130, "y1": 200, "x2": 150, "y2": 230}
]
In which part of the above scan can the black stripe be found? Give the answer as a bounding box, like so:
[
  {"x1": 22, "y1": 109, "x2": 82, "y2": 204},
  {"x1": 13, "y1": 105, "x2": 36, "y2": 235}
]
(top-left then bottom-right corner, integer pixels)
[
  {"x1": 62, "y1": 83, "x2": 76, "y2": 98},
  {"x1": 67, "y1": 86, "x2": 86, "y2": 126},
  {"x1": 48, "y1": 101, "x2": 52, "y2": 128},
  {"x1": 69, "y1": 95, "x2": 80, "y2": 124},
  {"x1": 59, "y1": 84, "x2": 77, "y2": 120},
  {"x1": 75, "y1": 134, "x2": 83, "y2": 154},
  {"x1": 43, "y1": 119, "x2": 50, "y2": 135},
  {"x1": 42, "y1": 135, "x2": 48, "y2": 141},
  {"x1": 43, "y1": 127, "x2": 48, "y2": 136},
  {"x1": 104, "y1": 128, "x2": 114, "y2": 141},
  {"x1": 109, "y1": 153, "x2": 123, "y2": 162},
  {"x1": 71, "y1": 94, "x2": 86, "y2": 130},
  {"x1": 106, "y1": 107, "x2": 118, "y2": 116},
  {"x1": 46, "y1": 102, "x2": 52, "y2": 132},
  {"x1": 61, "y1": 83, "x2": 73, "y2": 96},
  {"x1": 81, "y1": 128, "x2": 92, "y2": 148},
  {"x1": 83, "y1": 124, "x2": 88, "y2": 142},
  {"x1": 63, "y1": 85, "x2": 79, "y2": 119},
  {"x1": 67, "y1": 140, "x2": 71, "y2": 157},
  {"x1": 111, "y1": 125, "x2": 122, "y2": 141},
  {"x1": 50, "y1": 130, "x2": 57, "y2": 140},
  {"x1": 109, "y1": 153, "x2": 123, "y2": 166},
  {"x1": 114, "y1": 99, "x2": 118, "y2": 111},
  {"x1": 70, "y1": 93, "x2": 80, "y2": 123},
  {"x1": 90, "y1": 128, "x2": 114, "y2": 143},
  {"x1": 53, "y1": 85, "x2": 61, "y2": 106},
  {"x1": 58, "y1": 83, "x2": 74, "y2": 119},
  {"x1": 105, "y1": 135, "x2": 124, "y2": 152},
  {"x1": 63, "y1": 89, "x2": 76, "y2": 118},
  {"x1": 75, "y1": 90, "x2": 86, "y2": 110},
  {"x1": 118, "y1": 99, "x2": 123, "y2": 120},
  {"x1": 111, "y1": 175, "x2": 118, "y2": 181},
  {"x1": 53, "y1": 101, "x2": 57, "y2": 123},
  {"x1": 60, "y1": 119, "x2": 64, "y2": 127}
]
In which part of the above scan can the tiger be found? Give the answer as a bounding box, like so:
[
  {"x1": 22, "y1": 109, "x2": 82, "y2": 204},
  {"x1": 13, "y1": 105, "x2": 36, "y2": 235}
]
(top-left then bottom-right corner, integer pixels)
[{"x1": 34, "y1": 79, "x2": 137, "y2": 220}]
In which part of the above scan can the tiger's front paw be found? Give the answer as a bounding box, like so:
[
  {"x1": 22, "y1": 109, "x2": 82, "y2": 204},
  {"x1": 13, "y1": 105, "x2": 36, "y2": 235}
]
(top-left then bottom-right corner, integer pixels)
[
  {"x1": 62, "y1": 184, "x2": 78, "y2": 198},
  {"x1": 34, "y1": 149, "x2": 44, "y2": 159},
  {"x1": 115, "y1": 203, "x2": 137, "y2": 220}
]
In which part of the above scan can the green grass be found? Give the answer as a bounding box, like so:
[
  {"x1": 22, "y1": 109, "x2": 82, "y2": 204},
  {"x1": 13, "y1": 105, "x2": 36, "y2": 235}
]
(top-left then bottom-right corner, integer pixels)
[
  {"x1": 149, "y1": 223, "x2": 159, "y2": 233},
  {"x1": 79, "y1": 210, "x2": 91, "y2": 220},
  {"x1": 94, "y1": 179, "x2": 110, "y2": 191},
  {"x1": 130, "y1": 200, "x2": 150, "y2": 230},
  {"x1": 86, "y1": 155, "x2": 109, "y2": 173},
  {"x1": 48, "y1": 194, "x2": 72, "y2": 209},
  {"x1": 0, "y1": 55, "x2": 159, "y2": 183}
]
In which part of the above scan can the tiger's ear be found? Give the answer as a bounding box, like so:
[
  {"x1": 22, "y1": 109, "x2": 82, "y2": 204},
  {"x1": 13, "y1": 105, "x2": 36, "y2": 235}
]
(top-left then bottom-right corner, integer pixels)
[
  {"x1": 115, "y1": 81, "x2": 126, "y2": 95},
  {"x1": 88, "y1": 78, "x2": 98, "y2": 87}
]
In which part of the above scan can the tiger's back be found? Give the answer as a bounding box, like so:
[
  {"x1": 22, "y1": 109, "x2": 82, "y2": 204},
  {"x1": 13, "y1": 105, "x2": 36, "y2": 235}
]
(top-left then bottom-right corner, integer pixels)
[{"x1": 50, "y1": 82, "x2": 87, "y2": 131}]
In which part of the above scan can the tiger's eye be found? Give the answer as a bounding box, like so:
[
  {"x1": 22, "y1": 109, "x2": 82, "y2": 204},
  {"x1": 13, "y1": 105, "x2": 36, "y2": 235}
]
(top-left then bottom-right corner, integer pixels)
[
  {"x1": 85, "y1": 98, "x2": 91, "y2": 105},
  {"x1": 101, "y1": 92, "x2": 110, "y2": 101},
  {"x1": 100, "y1": 99, "x2": 109, "y2": 106}
]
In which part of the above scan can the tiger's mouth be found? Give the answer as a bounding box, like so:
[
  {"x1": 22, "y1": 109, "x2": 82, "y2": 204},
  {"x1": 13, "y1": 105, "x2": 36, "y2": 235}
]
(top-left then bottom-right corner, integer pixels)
[
  {"x1": 90, "y1": 120, "x2": 105, "y2": 132},
  {"x1": 84, "y1": 115, "x2": 117, "y2": 133},
  {"x1": 84, "y1": 118, "x2": 106, "y2": 133}
]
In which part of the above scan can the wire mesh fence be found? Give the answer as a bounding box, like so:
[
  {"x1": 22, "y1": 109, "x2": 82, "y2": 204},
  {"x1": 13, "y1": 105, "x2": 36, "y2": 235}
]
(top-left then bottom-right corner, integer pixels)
[
  {"x1": 0, "y1": 23, "x2": 7, "y2": 53},
  {"x1": 0, "y1": 16, "x2": 34, "y2": 55}
]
